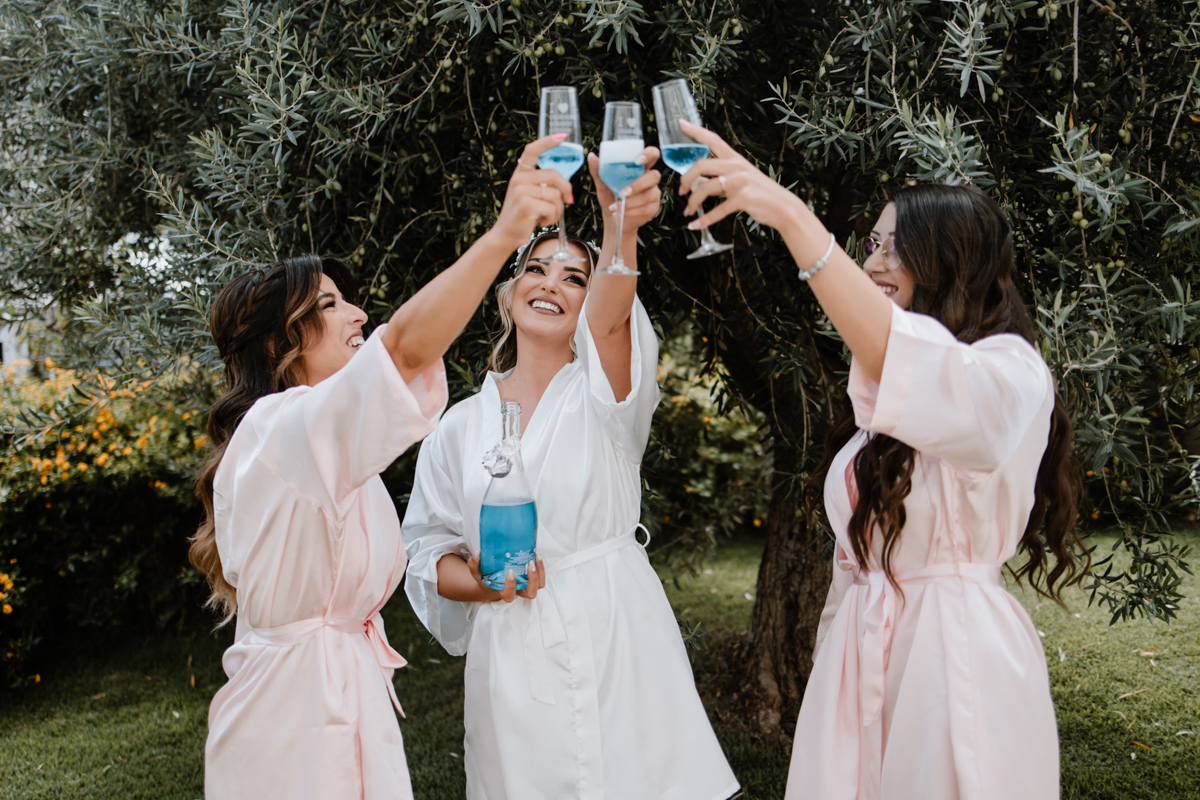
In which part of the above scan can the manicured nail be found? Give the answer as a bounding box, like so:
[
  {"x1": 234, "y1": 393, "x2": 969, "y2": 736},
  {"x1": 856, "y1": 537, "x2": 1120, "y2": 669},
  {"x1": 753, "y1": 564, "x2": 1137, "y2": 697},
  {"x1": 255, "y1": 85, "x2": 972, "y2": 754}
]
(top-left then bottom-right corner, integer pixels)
[
  {"x1": 529, "y1": 561, "x2": 537, "y2": 573},
  {"x1": 687, "y1": 220, "x2": 700, "y2": 230},
  {"x1": 608, "y1": 201, "x2": 618, "y2": 212},
  {"x1": 635, "y1": 155, "x2": 648, "y2": 166},
  {"x1": 569, "y1": 193, "x2": 575, "y2": 204},
  {"x1": 553, "y1": 133, "x2": 567, "y2": 140},
  {"x1": 619, "y1": 186, "x2": 632, "y2": 199}
]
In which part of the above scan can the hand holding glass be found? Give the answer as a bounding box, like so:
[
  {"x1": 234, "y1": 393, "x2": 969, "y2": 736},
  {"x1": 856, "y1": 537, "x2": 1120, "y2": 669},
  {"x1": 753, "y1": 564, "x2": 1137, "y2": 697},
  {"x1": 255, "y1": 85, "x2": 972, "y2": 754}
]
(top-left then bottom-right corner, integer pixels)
[
  {"x1": 652, "y1": 79, "x2": 733, "y2": 258},
  {"x1": 597, "y1": 102, "x2": 645, "y2": 276},
  {"x1": 537, "y1": 86, "x2": 585, "y2": 263}
]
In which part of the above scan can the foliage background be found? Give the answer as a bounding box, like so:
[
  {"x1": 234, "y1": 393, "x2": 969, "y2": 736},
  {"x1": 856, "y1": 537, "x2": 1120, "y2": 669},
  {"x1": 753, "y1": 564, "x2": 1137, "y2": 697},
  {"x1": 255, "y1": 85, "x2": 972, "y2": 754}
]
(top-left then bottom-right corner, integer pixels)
[{"x1": 2, "y1": 0, "x2": 1199, "y2": 706}]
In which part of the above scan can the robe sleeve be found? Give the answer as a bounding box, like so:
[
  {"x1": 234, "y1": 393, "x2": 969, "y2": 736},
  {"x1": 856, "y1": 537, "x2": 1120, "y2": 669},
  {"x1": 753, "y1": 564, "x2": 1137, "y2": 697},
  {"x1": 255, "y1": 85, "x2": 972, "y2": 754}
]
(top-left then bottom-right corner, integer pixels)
[
  {"x1": 813, "y1": 546, "x2": 855, "y2": 662},
  {"x1": 256, "y1": 324, "x2": 448, "y2": 512},
  {"x1": 847, "y1": 304, "x2": 1052, "y2": 473},
  {"x1": 402, "y1": 432, "x2": 478, "y2": 656},
  {"x1": 575, "y1": 293, "x2": 661, "y2": 463}
]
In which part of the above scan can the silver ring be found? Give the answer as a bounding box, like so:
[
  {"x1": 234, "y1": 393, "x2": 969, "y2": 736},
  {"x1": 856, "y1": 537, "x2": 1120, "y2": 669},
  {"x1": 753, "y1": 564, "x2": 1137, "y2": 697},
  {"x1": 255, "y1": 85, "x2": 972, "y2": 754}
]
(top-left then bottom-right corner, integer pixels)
[
  {"x1": 718, "y1": 175, "x2": 727, "y2": 192},
  {"x1": 517, "y1": 159, "x2": 535, "y2": 171}
]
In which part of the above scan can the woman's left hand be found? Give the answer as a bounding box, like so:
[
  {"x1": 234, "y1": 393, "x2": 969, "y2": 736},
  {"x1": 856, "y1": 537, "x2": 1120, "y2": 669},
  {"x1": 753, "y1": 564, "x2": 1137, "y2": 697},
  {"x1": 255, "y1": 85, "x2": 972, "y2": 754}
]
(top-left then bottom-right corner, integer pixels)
[
  {"x1": 586, "y1": 147, "x2": 663, "y2": 235},
  {"x1": 676, "y1": 120, "x2": 806, "y2": 233}
]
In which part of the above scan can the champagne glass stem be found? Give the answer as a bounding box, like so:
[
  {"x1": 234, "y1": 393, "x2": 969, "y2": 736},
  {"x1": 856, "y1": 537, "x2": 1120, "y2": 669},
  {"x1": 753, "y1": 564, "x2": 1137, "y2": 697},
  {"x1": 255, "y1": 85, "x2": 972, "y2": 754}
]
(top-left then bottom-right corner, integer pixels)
[{"x1": 614, "y1": 195, "x2": 628, "y2": 267}]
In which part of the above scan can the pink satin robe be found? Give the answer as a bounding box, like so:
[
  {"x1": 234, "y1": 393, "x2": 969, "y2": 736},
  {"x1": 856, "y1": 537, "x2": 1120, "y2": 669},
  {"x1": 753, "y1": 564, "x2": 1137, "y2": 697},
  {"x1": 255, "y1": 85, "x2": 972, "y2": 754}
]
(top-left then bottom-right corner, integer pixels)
[
  {"x1": 204, "y1": 327, "x2": 447, "y2": 800},
  {"x1": 786, "y1": 304, "x2": 1060, "y2": 800}
]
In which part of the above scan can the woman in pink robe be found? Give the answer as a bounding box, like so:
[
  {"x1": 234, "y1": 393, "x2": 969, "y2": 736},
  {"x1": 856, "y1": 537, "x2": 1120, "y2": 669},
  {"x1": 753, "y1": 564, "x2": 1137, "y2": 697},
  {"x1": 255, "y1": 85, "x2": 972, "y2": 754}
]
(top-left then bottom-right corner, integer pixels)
[
  {"x1": 190, "y1": 134, "x2": 577, "y2": 800},
  {"x1": 676, "y1": 122, "x2": 1086, "y2": 800}
]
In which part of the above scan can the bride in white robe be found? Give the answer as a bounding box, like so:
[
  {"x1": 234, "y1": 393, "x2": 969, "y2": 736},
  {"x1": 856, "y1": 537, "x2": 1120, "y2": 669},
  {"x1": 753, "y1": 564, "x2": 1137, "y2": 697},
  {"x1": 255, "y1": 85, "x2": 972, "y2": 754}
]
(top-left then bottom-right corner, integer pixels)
[{"x1": 402, "y1": 149, "x2": 739, "y2": 800}]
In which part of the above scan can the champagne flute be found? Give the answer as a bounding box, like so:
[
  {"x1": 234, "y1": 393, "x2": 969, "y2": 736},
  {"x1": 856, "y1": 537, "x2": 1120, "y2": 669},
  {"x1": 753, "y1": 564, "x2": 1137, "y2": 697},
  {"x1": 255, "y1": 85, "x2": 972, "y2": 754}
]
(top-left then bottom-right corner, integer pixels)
[
  {"x1": 537, "y1": 86, "x2": 586, "y2": 263},
  {"x1": 652, "y1": 78, "x2": 733, "y2": 259},
  {"x1": 597, "y1": 102, "x2": 645, "y2": 276}
]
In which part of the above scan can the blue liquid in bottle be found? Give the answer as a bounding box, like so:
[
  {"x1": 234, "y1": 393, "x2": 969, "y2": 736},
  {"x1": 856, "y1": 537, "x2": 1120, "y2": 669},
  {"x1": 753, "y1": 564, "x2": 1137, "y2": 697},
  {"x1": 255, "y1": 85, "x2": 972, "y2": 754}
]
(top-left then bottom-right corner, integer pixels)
[
  {"x1": 661, "y1": 143, "x2": 710, "y2": 175},
  {"x1": 537, "y1": 142, "x2": 585, "y2": 180},
  {"x1": 479, "y1": 501, "x2": 538, "y2": 590},
  {"x1": 479, "y1": 401, "x2": 537, "y2": 591}
]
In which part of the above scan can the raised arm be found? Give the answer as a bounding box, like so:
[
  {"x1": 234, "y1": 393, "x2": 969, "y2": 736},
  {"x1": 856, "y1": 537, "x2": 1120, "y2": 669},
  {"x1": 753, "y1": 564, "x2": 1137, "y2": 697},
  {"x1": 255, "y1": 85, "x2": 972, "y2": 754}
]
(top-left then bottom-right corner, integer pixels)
[
  {"x1": 383, "y1": 135, "x2": 575, "y2": 383},
  {"x1": 676, "y1": 120, "x2": 894, "y2": 382},
  {"x1": 582, "y1": 148, "x2": 662, "y2": 402}
]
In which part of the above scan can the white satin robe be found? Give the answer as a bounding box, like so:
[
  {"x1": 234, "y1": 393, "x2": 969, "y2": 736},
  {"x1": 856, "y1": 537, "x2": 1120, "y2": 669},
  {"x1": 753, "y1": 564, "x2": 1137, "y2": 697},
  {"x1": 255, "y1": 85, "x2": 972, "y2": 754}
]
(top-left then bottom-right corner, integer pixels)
[
  {"x1": 204, "y1": 327, "x2": 447, "y2": 800},
  {"x1": 402, "y1": 296, "x2": 739, "y2": 800},
  {"x1": 786, "y1": 304, "x2": 1060, "y2": 800}
]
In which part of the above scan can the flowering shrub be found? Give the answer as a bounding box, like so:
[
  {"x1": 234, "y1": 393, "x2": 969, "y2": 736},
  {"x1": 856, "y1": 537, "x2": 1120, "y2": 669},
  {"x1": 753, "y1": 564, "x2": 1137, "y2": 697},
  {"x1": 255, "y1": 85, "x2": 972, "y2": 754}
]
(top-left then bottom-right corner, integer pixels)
[{"x1": 0, "y1": 360, "x2": 210, "y2": 686}]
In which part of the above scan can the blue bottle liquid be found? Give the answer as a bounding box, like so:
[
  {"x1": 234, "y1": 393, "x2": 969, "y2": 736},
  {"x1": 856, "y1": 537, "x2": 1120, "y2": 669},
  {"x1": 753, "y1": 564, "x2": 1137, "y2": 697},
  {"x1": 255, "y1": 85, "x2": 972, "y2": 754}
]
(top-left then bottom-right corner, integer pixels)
[
  {"x1": 479, "y1": 401, "x2": 537, "y2": 591},
  {"x1": 661, "y1": 143, "x2": 710, "y2": 175},
  {"x1": 479, "y1": 502, "x2": 538, "y2": 590},
  {"x1": 537, "y1": 142, "x2": 586, "y2": 180}
]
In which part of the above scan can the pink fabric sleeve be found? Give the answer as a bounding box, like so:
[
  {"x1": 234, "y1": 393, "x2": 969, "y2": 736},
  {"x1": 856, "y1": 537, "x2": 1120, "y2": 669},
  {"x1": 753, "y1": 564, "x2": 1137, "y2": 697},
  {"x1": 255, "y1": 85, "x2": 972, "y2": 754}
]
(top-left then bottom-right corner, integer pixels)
[
  {"x1": 848, "y1": 304, "x2": 1052, "y2": 473},
  {"x1": 575, "y1": 294, "x2": 661, "y2": 464},
  {"x1": 257, "y1": 324, "x2": 448, "y2": 511}
]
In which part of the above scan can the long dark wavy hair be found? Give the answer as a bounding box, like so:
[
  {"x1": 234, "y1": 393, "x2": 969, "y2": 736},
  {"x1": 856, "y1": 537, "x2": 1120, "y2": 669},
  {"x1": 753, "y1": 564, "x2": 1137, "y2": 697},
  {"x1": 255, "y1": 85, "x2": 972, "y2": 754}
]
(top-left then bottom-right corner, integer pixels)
[
  {"x1": 807, "y1": 184, "x2": 1087, "y2": 602},
  {"x1": 190, "y1": 255, "x2": 358, "y2": 621}
]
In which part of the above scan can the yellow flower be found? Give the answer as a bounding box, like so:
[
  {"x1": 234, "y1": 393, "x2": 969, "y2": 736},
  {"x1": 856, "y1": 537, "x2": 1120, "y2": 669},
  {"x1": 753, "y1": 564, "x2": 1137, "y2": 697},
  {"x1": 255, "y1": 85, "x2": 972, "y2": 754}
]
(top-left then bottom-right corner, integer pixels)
[
  {"x1": 753, "y1": 519, "x2": 763, "y2": 527},
  {"x1": 181, "y1": 412, "x2": 190, "y2": 421},
  {"x1": 153, "y1": 480, "x2": 167, "y2": 489},
  {"x1": 40, "y1": 476, "x2": 48, "y2": 485},
  {"x1": 34, "y1": 674, "x2": 40, "y2": 683},
  {"x1": 2, "y1": 604, "x2": 12, "y2": 614},
  {"x1": 44, "y1": 358, "x2": 54, "y2": 369},
  {"x1": 77, "y1": 463, "x2": 87, "y2": 472},
  {"x1": 122, "y1": 447, "x2": 132, "y2": 456},
  {"x1": 194, "y1": 435, "x2": 208, "y2": 449},
  {"x1": 96, "y1": 453, "x2": 109, "y2": 466}
]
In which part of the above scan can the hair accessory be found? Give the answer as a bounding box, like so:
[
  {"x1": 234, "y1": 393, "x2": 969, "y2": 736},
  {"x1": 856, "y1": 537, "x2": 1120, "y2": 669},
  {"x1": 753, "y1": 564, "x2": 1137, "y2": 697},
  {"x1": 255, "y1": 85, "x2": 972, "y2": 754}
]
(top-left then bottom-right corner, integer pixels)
[
  {"x1": 510, "y1": 227, "x2": 600, "y2": 276},
  {"x1": 797, "y1": 233, "x2": 837, "y2": 282}
]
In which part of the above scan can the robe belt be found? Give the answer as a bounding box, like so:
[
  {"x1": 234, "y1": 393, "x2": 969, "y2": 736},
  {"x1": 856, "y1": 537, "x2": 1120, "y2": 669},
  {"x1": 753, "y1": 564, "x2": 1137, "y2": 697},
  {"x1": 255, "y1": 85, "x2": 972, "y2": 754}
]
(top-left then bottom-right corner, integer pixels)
[
  {"x1": 243, "y1": 611, "x2": 408, "y2": 717},
  {"x1": 521, "y1": 524, "x2": 651, "y2": 704},
  {"x1": 852, "y1": 562, "x2": 1001, "y2": 728}
]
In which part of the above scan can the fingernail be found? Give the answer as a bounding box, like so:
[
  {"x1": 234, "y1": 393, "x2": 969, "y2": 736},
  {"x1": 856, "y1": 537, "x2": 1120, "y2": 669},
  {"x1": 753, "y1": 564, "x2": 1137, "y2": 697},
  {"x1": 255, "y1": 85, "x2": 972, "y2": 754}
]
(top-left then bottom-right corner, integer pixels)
[
  {"x1": 619, "y1": 187, "x2": 632, "y2": 199},
  {"x1": 529, "y1": 561, "x2": 537, "y2": 573},
  {"x1": 608, "y1": 201, "x2": 618, "y2": 212},
  {"x1": 553, "y1": 133, "x2": 568, "y2": 140},
  {"x1": 687, "y1": 220, "x2": 700, "y2": 230},
  {"x1": 635, "y1": 155, "x2": 647, "y2": 166}
]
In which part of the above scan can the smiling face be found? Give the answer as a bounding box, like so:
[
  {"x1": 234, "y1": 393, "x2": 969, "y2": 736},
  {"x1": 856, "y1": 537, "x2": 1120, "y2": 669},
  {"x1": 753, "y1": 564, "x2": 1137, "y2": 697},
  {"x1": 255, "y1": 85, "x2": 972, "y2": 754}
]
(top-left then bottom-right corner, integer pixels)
[
  {"x1": 862, "y1": 202, "x2": 914, "y2": 309},
  {"x1": 299, "y1": 273, "x2": 369, "y2": 385},
  {"x1": 509, "y1": 239, "x2": 591, "y2": 346}
]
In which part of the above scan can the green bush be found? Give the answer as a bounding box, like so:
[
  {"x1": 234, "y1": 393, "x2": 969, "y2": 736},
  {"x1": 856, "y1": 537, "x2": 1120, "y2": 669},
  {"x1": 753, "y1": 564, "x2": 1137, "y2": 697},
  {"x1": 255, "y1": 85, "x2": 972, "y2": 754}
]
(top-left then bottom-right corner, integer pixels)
[
  {"x1": 0, "y1": 360, "x2": 208, "y2": 686},
  {"x1": 643, "y1": 330, "x2": 771, "y2": 576}
]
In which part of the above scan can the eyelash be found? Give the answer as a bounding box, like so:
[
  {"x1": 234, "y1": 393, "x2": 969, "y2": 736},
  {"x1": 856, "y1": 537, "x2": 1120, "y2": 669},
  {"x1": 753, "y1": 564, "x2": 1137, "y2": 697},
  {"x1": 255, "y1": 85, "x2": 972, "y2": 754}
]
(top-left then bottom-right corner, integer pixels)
[{"x1": 527, "y1": 264, "x2": 586, "y2": 287}]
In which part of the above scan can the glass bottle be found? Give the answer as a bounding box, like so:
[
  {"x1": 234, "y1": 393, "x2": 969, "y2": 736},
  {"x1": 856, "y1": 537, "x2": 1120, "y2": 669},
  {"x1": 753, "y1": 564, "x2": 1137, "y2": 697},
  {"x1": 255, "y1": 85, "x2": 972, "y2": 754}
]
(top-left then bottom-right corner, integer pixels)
[{"x1": 479, "y1": 402, "x2": 538, "y2": 590}]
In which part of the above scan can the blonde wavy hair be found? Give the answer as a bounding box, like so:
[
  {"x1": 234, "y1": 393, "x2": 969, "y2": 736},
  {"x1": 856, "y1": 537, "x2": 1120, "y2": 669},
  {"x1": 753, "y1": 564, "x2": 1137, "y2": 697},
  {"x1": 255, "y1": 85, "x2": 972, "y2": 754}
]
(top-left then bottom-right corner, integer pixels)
[{"x1": 486, "y1": 229, "x2": 599, "y2": 375}]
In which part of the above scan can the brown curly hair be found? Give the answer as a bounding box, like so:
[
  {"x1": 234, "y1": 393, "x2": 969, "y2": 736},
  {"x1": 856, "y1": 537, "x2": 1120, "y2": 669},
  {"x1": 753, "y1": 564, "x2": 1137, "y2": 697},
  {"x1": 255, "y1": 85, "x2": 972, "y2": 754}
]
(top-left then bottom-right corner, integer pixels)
[
  {"x1": 808, "y1": 185, "x2": 1087, "y2": 602},
  {"x1": 190, "y1": 255, "x2": 358, "y2": 622}
]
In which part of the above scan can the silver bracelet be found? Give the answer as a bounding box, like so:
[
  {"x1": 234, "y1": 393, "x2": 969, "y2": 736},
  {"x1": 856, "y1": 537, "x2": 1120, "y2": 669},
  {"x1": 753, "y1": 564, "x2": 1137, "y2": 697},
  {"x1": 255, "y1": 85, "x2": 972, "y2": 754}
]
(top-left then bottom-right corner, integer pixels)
[{"x1": 797, "y1": 233, "x2": 837, "y2": 282}]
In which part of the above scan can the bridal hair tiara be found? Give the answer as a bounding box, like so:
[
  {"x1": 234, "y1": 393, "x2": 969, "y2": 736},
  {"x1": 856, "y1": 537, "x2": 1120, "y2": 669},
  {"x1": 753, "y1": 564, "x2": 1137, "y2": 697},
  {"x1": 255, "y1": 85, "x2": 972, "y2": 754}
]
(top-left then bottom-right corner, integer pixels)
[{"x1": 511, "y1": 227, "x2": 601, "y2": 276}]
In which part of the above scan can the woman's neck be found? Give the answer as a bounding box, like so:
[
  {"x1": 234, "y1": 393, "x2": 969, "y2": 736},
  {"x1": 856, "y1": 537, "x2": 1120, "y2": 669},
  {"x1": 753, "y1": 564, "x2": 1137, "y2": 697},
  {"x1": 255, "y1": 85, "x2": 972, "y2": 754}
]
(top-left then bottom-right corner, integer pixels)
[{"x1": 501, "y1": 329, "x2": 574, "y2": 405}]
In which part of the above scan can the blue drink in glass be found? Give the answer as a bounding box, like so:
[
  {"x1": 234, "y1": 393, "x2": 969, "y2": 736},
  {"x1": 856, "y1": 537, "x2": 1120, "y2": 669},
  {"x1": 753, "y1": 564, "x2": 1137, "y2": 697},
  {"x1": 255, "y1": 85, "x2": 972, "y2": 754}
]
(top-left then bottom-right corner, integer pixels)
[
  {"x1": 661, "y1": 143, "x2": 710, "y2": 175},
  {"x1": 598, "y1": 138, "x2": 645, "y2": 194},
  {"x1": 537, "y1": 142, "x2": 586, "y2": 180}
]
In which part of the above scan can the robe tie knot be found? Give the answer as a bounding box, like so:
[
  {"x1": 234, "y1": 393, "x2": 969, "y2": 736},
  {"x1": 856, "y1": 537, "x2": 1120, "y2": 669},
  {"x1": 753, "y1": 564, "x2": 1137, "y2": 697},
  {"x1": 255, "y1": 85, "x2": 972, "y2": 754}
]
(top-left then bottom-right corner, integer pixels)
[
  {"x1": 851, "y1": 561, "x2": 1002, "y2": 728},
  {"x1": 245, "y1": 611, "x2": 407, "y2": 717}
]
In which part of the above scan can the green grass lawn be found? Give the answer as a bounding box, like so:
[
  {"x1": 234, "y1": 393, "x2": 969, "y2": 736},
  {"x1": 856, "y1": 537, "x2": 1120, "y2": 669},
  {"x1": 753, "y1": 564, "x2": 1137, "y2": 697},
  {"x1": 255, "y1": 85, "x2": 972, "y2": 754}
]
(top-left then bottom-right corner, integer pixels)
[{"x1": 1, "y1": 531, "x2": 1196, "y2": 800}]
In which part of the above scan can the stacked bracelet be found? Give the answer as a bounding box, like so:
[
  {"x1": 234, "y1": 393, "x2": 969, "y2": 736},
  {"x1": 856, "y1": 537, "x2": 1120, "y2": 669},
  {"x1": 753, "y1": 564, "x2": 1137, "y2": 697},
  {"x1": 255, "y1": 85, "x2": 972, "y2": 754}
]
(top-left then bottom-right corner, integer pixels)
[{"x1": 797, "y1": 233, "x2": 837, "y2": 282}]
